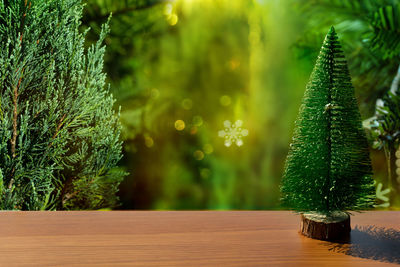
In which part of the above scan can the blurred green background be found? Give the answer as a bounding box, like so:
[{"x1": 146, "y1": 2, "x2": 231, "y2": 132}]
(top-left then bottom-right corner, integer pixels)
[{"x1": 81, "y1": 0, "x2": 400, "y2": 209}]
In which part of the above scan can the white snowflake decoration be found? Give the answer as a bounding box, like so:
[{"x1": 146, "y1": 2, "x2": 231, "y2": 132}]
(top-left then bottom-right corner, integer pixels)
[{"x1": 218, "y1": 120, "x2": 249, "y2": 147}]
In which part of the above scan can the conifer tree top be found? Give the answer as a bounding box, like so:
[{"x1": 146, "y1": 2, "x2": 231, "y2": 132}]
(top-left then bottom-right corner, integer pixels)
[{"x1": 281, "y1": 26, "x2": 375, "y2": 214}]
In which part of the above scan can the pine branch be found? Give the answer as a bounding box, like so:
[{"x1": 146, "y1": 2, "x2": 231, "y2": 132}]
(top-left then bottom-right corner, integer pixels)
[
  {"x1": 0, "y1": 0, "x2": 125, "y2": 210},
  {"x1": 48, "y1": 114, "x2": 66, "y2": 148},
  {"x1": 365, "y1": 59, "x2": 400, "y2": 116},
  {"x1": 10, "y1": 74, "x2": 22, "y2": 159},
  {"x1": 62, "y1": 177, "x2": 95, "y2": 206},
  {"x1": 8, "y1": 67, "x2": 24, "y2": 191},
  {"x1": 8, "y1": 1, "x2": 30, "y2": 192},
  {"x1": 10, "y1": 0, "x2": 29, "y2": 159}
]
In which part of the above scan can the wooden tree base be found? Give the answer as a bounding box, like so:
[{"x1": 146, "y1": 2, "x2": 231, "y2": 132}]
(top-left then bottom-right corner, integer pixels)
[{"x1": 300, "y1": 211, "x2": 350, "y2": 241}]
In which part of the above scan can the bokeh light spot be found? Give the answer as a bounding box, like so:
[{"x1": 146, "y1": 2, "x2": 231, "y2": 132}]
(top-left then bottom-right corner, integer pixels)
[
  {"x1": 203, "y1": 144, "x2": 213, "y2": 154},
  {"x1": 193, "y1": 150, "x2": 204, "y2": 160},
  {"x1": 175, "y1": 120, "x2": 185, "y2": 131},
  {"x1": 193, "y1": 115, "x2": 203, "y2": 126},
  {"x1": 182, "y1": 98, "x2": 193, "y2": 110},
  {"x1": 144, "y1": 136, "x2": 154, "y2": 148},
  {"x1": 220, "y1": 95, "x2": 231, "y2": 106},
  {"x1": 396, "y1": 159, "x2": 400, "y2": 167},
  {"x1": 168, "y1": 14, "x2": 178, "y2": 26},
  {"x1": 190, "y1": 126, "x2": 198, "y2": 134},
  {"x1": 164, "y1": 3, "x2": 173, "y2": 15}
]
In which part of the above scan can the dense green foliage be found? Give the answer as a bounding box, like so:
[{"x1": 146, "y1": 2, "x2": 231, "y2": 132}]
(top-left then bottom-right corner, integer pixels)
[
  {"x1": 367, "y1": 2, "x2": 400, "y2": 199},
  {"x1": 295, "y1": 0, "x2": 400, "y2": 114},
  {"x1": 281, "y1": 27, "x2": 376, "y2": 213},
  {"x1": 0, "y1": 0, "x2": 125, "y2": 210},
  {"x1": 369, "y1": 2, "x2": 400, "y2": 59}
]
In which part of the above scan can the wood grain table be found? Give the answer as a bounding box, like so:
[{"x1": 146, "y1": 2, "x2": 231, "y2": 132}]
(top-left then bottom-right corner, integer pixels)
[{"x1": 0, "y1": 211, "x2": 399, "y2": 266}]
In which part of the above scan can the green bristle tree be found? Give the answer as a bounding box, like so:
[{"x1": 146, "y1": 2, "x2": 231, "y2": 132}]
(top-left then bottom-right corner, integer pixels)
[
  {"x1": 281, "y1": 27, "x2": 376, "y2": 214},
  {"x1": 0, "y1": 0, "x2": 126, "y2": 210}
]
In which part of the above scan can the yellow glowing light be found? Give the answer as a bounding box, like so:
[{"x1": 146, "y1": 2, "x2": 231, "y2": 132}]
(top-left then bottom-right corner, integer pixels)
[
  {"x1": 182, "y1": 98, "x2": 193, "y2": 110},
  {"x1": 203, "y1": 144, "x2": 213, "y2": 154},
  {"x1": 396, "y1": 168, "x2": 400, "y2": 175},
  {"x1": 193, "y1": 150, "x2": 204, "y2": 160},
  {"x1": 175, "y1": 120, "x2": 185, "y2": 131},
  {"x1": 164, "y1": 3, "x2": 173, "y2": 15},
  {"x1": 168, "y1": 14, "x2": 178, "y2": 26},
  {"x1": 396, "y1": 149, "x2": 400, "y2": 158},
  {"x1": 144, "y1": 136, "x2": 154, "y2": 148},
  {"x1": 220, "y1": 95, "x2": 231, "y2": 106}
]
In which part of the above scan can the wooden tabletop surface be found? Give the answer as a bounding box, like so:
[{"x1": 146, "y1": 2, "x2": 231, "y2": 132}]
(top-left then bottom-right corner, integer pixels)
[{"x1": 0, "y1": 211, "x2": 399, "y2": 266}]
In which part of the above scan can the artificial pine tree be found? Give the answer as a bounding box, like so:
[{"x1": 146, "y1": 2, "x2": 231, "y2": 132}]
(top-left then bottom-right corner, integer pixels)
[
  {"x1": 0, "y1": 0, "x2": 126, "y2": 210},
  {"x1": 281, "y1": 27, "x2": 375, "y2": 240}
]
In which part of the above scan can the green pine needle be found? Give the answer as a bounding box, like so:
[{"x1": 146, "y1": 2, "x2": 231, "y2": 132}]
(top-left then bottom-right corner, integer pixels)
[
  {"x1": 281, "y1": 26, "x2": 376, "y2": 214},
  {"x1": 0, "y1": 0, "x2": 126, "y2": 210}
]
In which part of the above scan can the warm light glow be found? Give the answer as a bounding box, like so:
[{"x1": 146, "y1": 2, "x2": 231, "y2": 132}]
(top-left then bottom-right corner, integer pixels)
[
  {"x1": 144, "y1": 136, "x2": 154, "y2": 148},
  {"x1": 164, "y1": 2, "x2": 178, "y2": 26},
  {"x1": 164, "y1": 3, "x2": 173, "y2": 16},
  {"x1": 168, "y1": 14, "x2": 178, "y2": 26},
  {"x1": 190, "y1": 126, "x2": 198, "y2": 134},
  {"x1": 175, "y1": 120, "x2": 185, "y2": 131}
]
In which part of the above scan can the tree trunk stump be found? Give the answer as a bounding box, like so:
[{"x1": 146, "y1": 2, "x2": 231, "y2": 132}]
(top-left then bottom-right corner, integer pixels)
[{"x1": 300, "y1": 211, "x2": 350, "y2": 241}]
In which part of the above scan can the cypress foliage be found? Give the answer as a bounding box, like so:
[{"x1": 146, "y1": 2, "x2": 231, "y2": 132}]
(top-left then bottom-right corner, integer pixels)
[
  {"x1": 0, "y1": 0, "x2": 126, "y2": 210},
  {"x1": 281, "y1": 27, "x2": 375, "y2": 213}
]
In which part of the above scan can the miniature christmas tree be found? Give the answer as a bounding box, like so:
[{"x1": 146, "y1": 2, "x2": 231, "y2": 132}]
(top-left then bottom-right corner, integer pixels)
[
  {"x1": 281, "y1": 27, "x2": 375, "y2": 240},
  {"x1": 0, "y1": 0, "x2": 126, "y2": 210}
]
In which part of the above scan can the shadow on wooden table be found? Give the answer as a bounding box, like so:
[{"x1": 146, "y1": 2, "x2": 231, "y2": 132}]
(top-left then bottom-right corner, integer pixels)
[{"x1": 325, "y1": 225, "x2": 400, "y2": 264}]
